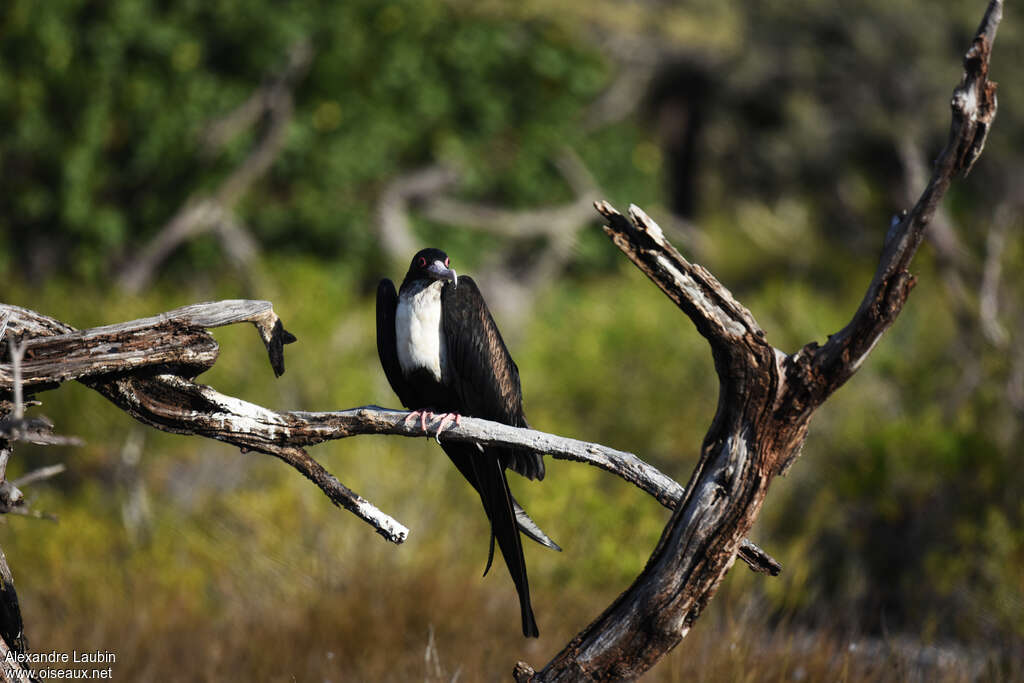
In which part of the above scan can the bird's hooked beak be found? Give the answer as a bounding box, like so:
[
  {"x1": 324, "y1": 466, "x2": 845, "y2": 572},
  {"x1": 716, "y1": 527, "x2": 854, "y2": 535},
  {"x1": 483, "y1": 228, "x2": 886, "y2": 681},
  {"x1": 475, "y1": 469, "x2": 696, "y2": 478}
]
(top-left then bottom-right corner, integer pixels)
[{"x1": 427, "y1": 260, "x2": 458, "y2": 288}]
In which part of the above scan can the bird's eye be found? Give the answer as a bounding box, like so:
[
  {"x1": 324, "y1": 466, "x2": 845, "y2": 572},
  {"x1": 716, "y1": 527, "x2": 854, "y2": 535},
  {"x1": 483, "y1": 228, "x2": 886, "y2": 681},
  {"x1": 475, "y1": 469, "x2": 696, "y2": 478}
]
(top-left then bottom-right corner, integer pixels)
[
  {"x1": 444, "y1": 257, "x2": 449, "y2": 267},
  {"x1": 418, "y1": 257, "x2": 427, "y2": 267}
]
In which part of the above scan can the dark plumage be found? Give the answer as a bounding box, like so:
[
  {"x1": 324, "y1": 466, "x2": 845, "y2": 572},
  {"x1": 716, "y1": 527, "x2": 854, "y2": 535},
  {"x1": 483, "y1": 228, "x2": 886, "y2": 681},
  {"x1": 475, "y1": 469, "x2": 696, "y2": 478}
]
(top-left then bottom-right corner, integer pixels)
[{"x1": 376, "y1": 248, "x2": 556, "y2": 638}]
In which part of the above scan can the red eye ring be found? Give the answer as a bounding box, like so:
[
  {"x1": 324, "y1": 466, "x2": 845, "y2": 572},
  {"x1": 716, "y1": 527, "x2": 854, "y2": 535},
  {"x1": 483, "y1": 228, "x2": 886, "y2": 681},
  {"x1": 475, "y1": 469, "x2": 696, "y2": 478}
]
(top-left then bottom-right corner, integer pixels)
[{"x1": 418, "y1": 256, "x2": 427, "y2": 267}]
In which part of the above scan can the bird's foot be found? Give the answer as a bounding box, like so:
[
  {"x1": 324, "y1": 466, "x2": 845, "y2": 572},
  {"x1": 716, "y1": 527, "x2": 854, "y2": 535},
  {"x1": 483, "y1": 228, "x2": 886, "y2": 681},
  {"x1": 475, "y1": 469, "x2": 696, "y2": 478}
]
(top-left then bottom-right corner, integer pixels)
[
  {"x1": 434, "y1": 412, "x2": 462, "y2": 444},
  {"x1": 404, "y1": 410, "x2": 435, "y2": 433}
]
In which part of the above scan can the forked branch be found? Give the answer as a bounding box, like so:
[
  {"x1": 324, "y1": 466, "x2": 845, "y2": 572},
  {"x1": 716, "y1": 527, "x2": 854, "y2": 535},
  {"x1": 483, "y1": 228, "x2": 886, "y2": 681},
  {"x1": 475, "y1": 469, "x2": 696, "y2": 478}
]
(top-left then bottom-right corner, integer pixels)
[{"x1": 520, "y1": 2, "x2": 1001, "y2": 680}]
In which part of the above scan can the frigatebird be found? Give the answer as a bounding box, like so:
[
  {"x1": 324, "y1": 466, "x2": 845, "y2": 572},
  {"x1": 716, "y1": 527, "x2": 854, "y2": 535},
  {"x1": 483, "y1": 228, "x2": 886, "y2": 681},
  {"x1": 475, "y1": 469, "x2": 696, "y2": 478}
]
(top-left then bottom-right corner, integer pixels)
[{"x1": 376, "y1": 248, "x2": 558, "y2": 638}]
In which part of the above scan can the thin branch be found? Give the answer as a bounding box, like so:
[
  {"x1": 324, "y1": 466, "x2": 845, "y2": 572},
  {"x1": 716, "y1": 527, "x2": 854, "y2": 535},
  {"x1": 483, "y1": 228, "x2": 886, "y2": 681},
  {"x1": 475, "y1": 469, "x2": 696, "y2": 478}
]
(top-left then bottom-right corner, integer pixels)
[
  {"x1": 979, "y1": 203, "x2": 1011, "y2": 347},
  {"x1": 800, "y1": 1, "x2": 1001, "y2": 403},
  {"x1": 3, "y1": 508, "x2": 58, "y2": 523},
  {"x1": 375, "y1": 148, "x2": 603, "y2": 321},
  {"x1": 0, "y1": 417, "x2": 83, "y2": 448},
  {"x1": 11, "y1": 464, "x2": 65, "y2": 488},
  {"x1": 118, "y1": 41, "x2": 313, "y2": 293},
  {"x1": 376, "y1": 150, "x2": 600, "y2": 263},
  {"x1": 199, "y1": 40, "x2": 313, "y2": 155}
]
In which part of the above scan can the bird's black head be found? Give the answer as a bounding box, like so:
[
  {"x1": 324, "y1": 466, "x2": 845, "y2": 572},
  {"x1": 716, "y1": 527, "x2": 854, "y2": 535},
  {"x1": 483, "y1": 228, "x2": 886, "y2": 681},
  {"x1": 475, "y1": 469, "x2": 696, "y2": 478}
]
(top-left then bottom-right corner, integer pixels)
[{"x1": 402, "y1": 248, "x2": 457, "y2": 289}]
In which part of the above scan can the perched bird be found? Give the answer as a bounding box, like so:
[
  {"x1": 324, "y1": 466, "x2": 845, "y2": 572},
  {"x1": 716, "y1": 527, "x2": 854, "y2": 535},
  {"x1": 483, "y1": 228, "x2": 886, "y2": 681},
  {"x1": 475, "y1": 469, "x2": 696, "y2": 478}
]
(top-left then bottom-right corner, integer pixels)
[{"x1": 376, "y1": 248, "x2": 558, "y2": 638}]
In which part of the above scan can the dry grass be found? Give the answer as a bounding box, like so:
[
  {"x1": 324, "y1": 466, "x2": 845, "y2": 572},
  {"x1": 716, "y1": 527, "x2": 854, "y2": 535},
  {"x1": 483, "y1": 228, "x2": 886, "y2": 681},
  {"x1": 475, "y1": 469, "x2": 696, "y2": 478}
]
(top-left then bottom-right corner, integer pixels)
[{"x1": 14, "y1": 559, "x2": 1018, "y2": 682}]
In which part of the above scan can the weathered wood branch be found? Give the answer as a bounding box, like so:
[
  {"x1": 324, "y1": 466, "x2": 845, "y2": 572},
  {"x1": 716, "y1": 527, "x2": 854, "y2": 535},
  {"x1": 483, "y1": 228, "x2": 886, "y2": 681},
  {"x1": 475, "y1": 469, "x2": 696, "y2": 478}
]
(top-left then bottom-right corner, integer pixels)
[
  {"x1": 596, "y1": 202, "x2": 762, "y2": 349},
  {"x1": 0, "y1": 328, "x2": 74, "y2": 679},
  {"x1": 0, "y1": 302, "x2": 779, "y2": 574},
  {"x1": 0, "y1": 544, "x2": 28, "y2": 680},
  {"x1": 0, "y1": 320, "x2": 218, "y2": 392},
  {"x1": 798, "y1": 0, "x2": 1001, "y2": 406},
  {"x1": 520, "y1": 2, "x2": 1001, "y2": 680}
]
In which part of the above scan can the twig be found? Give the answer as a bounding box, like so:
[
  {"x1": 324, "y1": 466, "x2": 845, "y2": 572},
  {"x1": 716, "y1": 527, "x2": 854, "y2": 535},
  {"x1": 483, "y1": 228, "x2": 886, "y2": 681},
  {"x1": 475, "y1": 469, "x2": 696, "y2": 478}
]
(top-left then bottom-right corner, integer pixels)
[
  {"x1": 979, "y1": 203, "x2": 1011, "y2": 347},
  {"x1": 3, "y1": 508, "x2": 58, "y2": 523},
  {"x1": 7, "y1": 342, "x2": 23, "y2": 423},
  {"x1": 12, "y1": 464, "x2": 66, "y2": 488},
  {"x1": 376, "y1": 165, "x2": 460, "y2": 260}
]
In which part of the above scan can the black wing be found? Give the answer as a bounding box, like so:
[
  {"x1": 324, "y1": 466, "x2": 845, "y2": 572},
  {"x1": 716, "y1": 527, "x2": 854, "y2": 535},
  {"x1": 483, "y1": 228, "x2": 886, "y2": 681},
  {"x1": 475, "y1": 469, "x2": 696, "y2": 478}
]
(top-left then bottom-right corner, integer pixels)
[
  {"x1": 376, "y1": 278, "x2": 415, "y2": 408},
  {"x1": 440, "y1": 276, "x2": 544, "y2": 481},
  {"x1": 440, "y1": 276, "x2": 546, "y2": 637}
]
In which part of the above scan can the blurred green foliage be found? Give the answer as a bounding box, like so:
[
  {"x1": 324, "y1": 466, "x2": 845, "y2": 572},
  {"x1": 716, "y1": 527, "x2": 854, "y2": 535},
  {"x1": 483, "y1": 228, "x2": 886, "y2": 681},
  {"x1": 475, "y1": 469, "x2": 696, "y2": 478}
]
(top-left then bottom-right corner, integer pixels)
[
  {"x1": 0, "y1": 0, "x2": 608, "y2": 281},
  {"x1": 2, "y1": 0, "x2": 1023, "y2": 679}
]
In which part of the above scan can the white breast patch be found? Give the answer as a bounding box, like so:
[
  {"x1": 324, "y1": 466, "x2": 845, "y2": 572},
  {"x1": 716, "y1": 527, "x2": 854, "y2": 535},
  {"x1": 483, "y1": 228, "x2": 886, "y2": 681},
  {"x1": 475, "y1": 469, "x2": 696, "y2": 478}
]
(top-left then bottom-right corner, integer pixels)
[{"x1": 395, "y1": 280, "x2": 448, "y2": 383}]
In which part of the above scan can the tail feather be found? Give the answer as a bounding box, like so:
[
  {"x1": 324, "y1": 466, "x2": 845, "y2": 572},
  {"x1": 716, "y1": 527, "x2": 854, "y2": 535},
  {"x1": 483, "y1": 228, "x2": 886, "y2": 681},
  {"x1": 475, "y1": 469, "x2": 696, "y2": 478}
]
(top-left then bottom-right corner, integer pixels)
[
  {"x1": 451, "y1": 443, "x2": 559, "y2": 551},
  {"x1": 512, "y1": 495, "x2": 561, "y2": 552},
  {"x1": 444, "y1": 442, "x2": 539, "y2": 638}
]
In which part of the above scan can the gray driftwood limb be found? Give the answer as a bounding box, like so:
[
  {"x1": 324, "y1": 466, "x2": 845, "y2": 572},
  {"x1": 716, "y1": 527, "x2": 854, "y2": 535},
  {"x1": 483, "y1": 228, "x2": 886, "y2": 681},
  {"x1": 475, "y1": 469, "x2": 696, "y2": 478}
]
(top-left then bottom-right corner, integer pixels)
[
  {"x1": 519, "y1": 2, "x2": 1001, "y2": 679},
  {"x1": 0, "y1": 302, "x2": 778, "y2": 573}
]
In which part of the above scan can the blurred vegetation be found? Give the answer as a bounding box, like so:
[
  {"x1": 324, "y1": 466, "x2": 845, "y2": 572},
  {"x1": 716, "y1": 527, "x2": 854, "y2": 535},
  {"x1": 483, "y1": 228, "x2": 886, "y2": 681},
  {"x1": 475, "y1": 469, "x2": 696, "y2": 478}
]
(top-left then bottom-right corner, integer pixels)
[{"x1": 2, "y1": 0, "x2": 1023, "y2": 680}]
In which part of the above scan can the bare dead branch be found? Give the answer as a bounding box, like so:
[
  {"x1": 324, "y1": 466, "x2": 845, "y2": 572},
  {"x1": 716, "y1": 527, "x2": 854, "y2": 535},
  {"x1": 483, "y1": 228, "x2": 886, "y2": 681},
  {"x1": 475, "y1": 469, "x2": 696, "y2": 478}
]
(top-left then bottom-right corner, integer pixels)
[
  {"x1": 0, "y1": 302, "x2": 778, "y2": 573},
  {"x1": 0, "y1": 320, "x2": 218, "y2": 392},
  {"x1": 376, "y1": 165, "x2": 461, "y2": 260},
  {"x1": 6, "y1": 342, "x2": 23, "y2": 423},
  {"x1": 0, "y1": 324, "x2": 66, "y2": 675},
  {"x1": 0, "y1": 416, "x2": 83, "y2": 448},
  {"x1": 596, "y1": 202, "x2": 763, "y2": 348},
  {"x1": 375, "y1": 148, "x2": 603, "y2": 320},
  {"x1": 979, "y1": 203, "x2": 1011, "y2": 347},
  {"x1": 525, "y1": 3, "x2": 1002, "y2": 679},
  {"x1": 199, "y1": 41, "x2": 313, "y2": 155},
  {"x1": 0, "y1": 300, "x2": 296, "y2": 386},
  {"x1": 420, "y1": 191, "x2": 596, "y2": 240},
  {"x1": 376, "y1": 149, "x2": 599, "y2": 264},
  {"x1": 118, "y1": 41, "x2": 313, "y2": 293},
  {"x1": 11, "y1": 464, "x2": 66, "y2": 489},
  {"x1": 0, "y1": 544, "x2": 28, "y2": 669},
  {"x1": 796, "y1": 0, "x2": 1001, "y2": 405}
]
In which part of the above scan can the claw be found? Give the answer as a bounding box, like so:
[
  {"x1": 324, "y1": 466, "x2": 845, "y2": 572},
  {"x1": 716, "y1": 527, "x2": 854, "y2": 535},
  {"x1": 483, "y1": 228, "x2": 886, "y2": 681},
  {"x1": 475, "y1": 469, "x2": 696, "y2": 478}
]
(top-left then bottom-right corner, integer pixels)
[
  {"x1": 420, "y1": 410, "x2": 432, "y2": 432},
  {"x1": 434, "y1": 412, "x2": 462, "y2": 443},
  {"x1": 403, "y1": 410, "x2": 422, "y2": 428}
]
